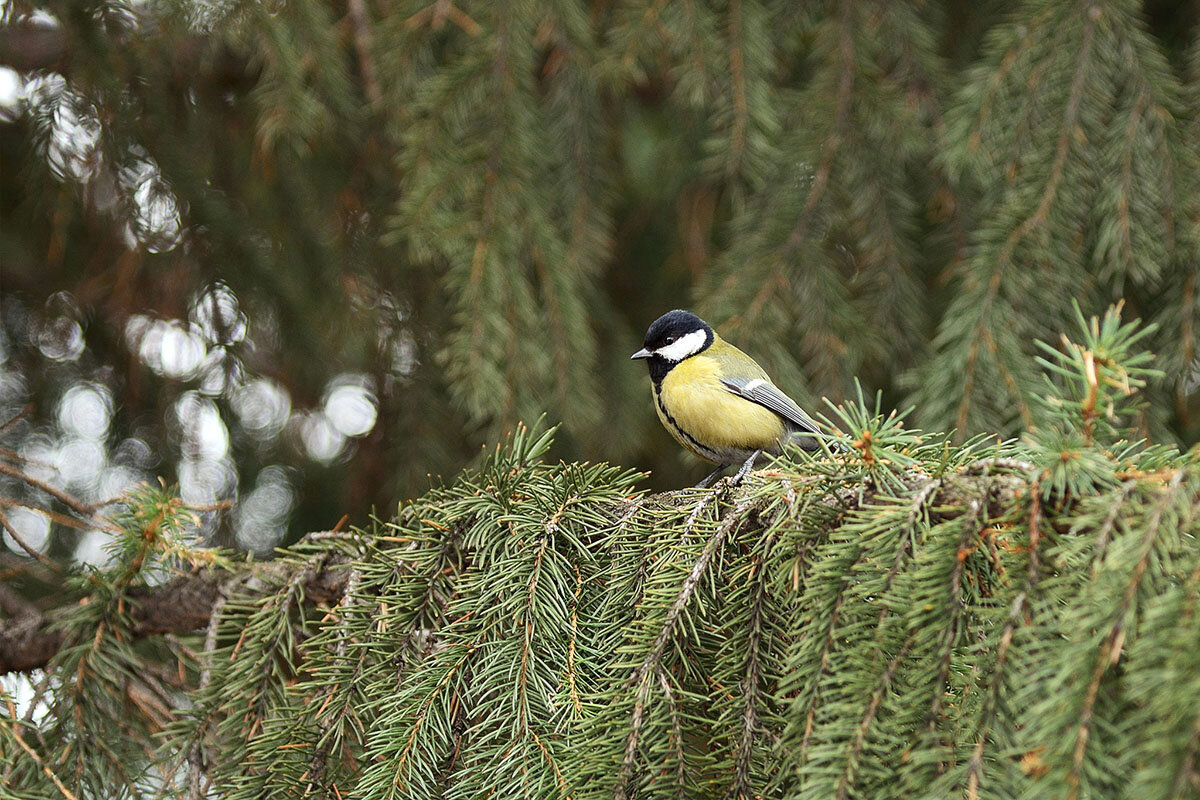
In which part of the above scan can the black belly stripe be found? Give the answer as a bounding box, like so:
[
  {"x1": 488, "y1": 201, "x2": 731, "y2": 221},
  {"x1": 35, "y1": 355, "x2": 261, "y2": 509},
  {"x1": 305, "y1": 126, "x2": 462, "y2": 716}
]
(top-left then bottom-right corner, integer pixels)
[{"x1": 653, "y1": 382, "x2": 723, "y2": 462}]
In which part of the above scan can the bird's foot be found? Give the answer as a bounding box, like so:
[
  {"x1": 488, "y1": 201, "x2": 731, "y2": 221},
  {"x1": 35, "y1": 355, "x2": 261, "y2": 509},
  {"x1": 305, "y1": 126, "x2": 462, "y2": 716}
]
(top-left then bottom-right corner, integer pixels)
[
  {"x1": 729, "y1": 450, "x2": 762, "y2": 486},
  {"x1": 695, "y1": 465, "x2": 727, "y2": 489}
]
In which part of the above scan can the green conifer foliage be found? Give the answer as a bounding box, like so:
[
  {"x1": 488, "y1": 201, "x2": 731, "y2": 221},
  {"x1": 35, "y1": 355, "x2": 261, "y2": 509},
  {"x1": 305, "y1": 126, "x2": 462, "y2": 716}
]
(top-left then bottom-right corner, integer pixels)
[
  {"x1": 910, "y1": 0, "x2": 1198, "y2": 440},
  {"x1": 2, "y1": 2, "x2": 1200, "y2": 794},
  {"x1": 696, "y1": 0, "x2": 947, "y2": 399},
  {"x1": 3, "y1": 307, "x2": 1199, "y2": 799},
  {"x1": 2, "y1": 0, "x2": 1197, "y2": 545}
]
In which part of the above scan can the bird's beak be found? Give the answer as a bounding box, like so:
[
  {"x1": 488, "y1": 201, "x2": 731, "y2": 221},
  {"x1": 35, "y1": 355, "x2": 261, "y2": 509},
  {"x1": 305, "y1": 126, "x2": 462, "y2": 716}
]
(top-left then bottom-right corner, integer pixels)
[{"x1": 630, "y1": 348, "x2": 653, "y2": 360}]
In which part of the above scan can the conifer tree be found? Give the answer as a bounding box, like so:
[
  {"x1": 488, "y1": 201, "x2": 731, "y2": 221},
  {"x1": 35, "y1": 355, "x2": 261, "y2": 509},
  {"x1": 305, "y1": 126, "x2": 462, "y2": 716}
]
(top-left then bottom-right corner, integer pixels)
[
  {"x1": 1, "y1": 1, "x2": 1196, "y2": 552},
  {"x1": 1, "y1": 306, "x2": 1198, "y2": 799},
  {"x1": 1, "y1": 3, "x2": 1200, "y2": 797}
]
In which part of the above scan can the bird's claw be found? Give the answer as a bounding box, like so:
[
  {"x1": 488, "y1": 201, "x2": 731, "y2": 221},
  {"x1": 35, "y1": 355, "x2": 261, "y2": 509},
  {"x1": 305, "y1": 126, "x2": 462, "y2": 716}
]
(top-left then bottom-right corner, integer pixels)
[
  {"x1": 729, "y1": 450, "x2": 762, "y2": 486},
  {"x1": 695, "y1": 466, "x2": 726, "y2": 489},
  {"x1": 695, "y1": 451, "x2": 763, "y2": 489}
]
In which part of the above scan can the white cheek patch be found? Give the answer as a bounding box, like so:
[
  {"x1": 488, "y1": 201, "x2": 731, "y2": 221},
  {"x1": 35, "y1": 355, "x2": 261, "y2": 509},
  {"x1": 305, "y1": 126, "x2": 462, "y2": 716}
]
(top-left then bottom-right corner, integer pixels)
[{"x1": 655, "y1": 329, "x2": 708, "y2": 362}]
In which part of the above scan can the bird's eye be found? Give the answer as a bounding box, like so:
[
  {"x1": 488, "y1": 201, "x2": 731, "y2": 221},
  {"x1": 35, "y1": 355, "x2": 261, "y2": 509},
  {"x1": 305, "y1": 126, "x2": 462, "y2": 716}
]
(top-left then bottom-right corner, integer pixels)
[{"x1": 664, "y1": 336, "x2": 676, "y2": 344}]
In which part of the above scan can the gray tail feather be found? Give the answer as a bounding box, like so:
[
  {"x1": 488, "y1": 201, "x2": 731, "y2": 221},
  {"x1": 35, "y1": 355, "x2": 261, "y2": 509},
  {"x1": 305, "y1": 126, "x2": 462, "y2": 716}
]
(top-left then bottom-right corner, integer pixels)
[
  {"x1": 784, "y1": 429, "x2": 821, "y2": 452},
  {"x1": 784, "y1": 426, "x2": 847, "y2": 453}
]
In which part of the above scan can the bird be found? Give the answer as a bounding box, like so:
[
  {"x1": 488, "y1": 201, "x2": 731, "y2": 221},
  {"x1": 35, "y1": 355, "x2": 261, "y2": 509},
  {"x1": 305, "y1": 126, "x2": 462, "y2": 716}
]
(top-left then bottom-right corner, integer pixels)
[{"x1": 631, "y1": 309, "x2": 822, "y2": 488}]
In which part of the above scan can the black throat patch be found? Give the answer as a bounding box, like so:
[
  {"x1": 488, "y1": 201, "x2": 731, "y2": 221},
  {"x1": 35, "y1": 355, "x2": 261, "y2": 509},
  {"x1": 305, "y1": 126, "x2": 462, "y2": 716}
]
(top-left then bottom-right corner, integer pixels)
[{"x1": 647, "y1": 356, "x2": 672, "y2": 385}]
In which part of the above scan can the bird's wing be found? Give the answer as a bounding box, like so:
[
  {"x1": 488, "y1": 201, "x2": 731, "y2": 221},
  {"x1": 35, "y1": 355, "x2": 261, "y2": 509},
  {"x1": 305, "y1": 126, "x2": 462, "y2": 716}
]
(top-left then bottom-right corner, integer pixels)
[{"x1": 720, "y1": 376, "x2": 820, "y2": 434}]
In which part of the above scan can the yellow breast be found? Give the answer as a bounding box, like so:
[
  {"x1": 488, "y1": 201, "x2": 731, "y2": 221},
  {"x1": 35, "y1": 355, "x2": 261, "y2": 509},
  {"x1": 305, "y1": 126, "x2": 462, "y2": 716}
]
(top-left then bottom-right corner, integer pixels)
[{"x1": 652, "y1": 354, "x2": 788, "y2": 464}]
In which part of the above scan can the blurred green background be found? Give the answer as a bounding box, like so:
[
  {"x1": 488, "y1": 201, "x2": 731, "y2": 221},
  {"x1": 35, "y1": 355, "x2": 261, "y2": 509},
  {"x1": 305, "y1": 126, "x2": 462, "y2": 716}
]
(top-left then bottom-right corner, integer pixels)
[{"x1": 1, "y1": 0, "x2": 1197, "y2": 560}]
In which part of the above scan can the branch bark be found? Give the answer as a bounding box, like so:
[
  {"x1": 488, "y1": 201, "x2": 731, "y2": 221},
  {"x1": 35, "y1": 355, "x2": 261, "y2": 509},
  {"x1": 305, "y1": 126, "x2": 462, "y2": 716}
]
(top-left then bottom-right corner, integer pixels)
[
  {"x1": 0, "y1": 554, "x2": 350, "y2": 675},
  {"x1": 0, "y1": 23, "x2": 256, "y2": 92},
  {"x1": 0, "y1": 24, "x2": 67, "y2": 73}
]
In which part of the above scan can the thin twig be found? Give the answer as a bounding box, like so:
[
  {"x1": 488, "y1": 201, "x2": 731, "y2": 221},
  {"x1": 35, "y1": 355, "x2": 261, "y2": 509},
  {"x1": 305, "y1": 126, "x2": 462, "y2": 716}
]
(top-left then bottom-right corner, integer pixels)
[
  {"x1": 3, "y1": 696, "x2": 80, "y2": 800},
  {"x1": 0, "y1": 497, "x2": 101, "y2": 531},
  {"x1": 0, "y1": 406, "x2": 32, "y2": 436},
  {"x1": 658, "y1": 668, "x2": 688, "y2": 800},
  {"x1": 0, "y1": 506, "x2": 59, "y2": 570},
  {"x1": 1089, "y1": 479, "x2": 1138, "y2": 576},
  {"x1": 187, "y1": 580, "x2": 231, "y2": 800},
  {"x1": 303, "y1": 568, "x2": 363, "y2": 793},
  {"x1": 346, "y1": 0, "x2": 381, "y2": 104},
  {"x1": 966, "y1": 475, "x2": 1049, "y2": 797},
  {"x1": 0, "y1": 462, "x2": 109, "y2": 527}
]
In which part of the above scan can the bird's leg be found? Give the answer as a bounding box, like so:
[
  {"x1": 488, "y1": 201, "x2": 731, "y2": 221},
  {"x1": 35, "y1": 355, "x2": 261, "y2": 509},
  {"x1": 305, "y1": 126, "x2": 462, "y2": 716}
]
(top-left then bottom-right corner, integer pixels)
[
  {"x1": 695, "y1": 464, "x2": 727, "y2": 489},
  {"x1": 730, "y1": 450, "x2": 762, "y2": 485}
]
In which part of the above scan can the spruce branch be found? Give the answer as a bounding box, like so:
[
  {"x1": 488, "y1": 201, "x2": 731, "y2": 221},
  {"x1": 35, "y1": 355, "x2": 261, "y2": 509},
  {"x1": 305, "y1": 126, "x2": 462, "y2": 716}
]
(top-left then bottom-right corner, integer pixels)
[
  {"x1": 1089, "y1": 478, "x2": 1140, "y2": 575},
  {"x1": 345, "y1": 0, "x2": 381, "y2": 104},
  {"x1": 0, "y1": 460, "x2": 115, "y2": 532},
  {"x1": 835, "y1": 634, "x2": 917, "y2": 800},
  {"x1": 4, "y1": 312, "x2": 1195, "y2": 800},
  {"x1": 796, "y1": 575, "x2": 848, "y2": 760},
  {"x1": 926, "y1": 493, "x2": 987, "y2": 731},
  {"x1": 187, "y1": 581, "x2": 232, "y2": 800},
  {"x1": 0, "y1": 554, "x2": 351, "y2": 675},
  {"x1": 962, "y1": 469, "x2": 1050, "y2": 799},
  {"x1": 2, "y1": 694, "x2": 79, "y2": 800},
  {"x1": 301, "y1": 567, "x2": 362, "y2": 793},
  {"x1": 721, "y1": 0, "x2": 853, "y2": 339},
  {"x1": 1067, "y1": 471, "x2": 1184, "y2": 800},
  {"x1": 614, "y1": 492, "x2": 760, "y2": 800},
  {"x1": 657, "y1": 667, "x2": 688, "y2": 800},
  {"x1": 3, "y1": 450, "x2": 1195, "y2": 799},
  {"x1": 729, "y1": 527, "x2": 778, "y2": 800}
]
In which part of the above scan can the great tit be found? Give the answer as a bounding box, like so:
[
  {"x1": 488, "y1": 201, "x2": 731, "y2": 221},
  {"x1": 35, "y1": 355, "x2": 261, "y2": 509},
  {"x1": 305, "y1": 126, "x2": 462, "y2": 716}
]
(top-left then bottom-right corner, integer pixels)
[{"x1": 631, "y1": 309, "x2": 821, "y2": 487}]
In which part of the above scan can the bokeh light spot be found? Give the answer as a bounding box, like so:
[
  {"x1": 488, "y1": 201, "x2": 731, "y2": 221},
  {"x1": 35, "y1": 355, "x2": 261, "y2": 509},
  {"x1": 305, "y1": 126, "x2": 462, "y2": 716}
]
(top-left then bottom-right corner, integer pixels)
[
  {"x1": 232, "y1": 378, "x2": 291, "y2": 440},
  {"x1": 197, "y1": 347, "x2": 243, "y2": 396},
  {"x1": 0, "y1": 66, "x2": 22, "y2": 122},
  {"x1": 323, "y1": 377, "x2": 377, "y2": 438},
  {"x1": 35, "y1": 315, "x2": 83, "y2": 361},
  {"x1": 177, "y1": 457, "x2": 236, "y2": 506},
  {"x1": 129, "y1": 316, "x2": 208, "y2": 380},
  {"x1": 73, "y1": 529, "x2": 115, "y2": 568},
  {"x1": 295, "y1": 411, "x2": 346, "y2": 464},
  {"x1": 2, "y1": 507, "x2": 51, "y2": 556},
  {"x1": 55, "y1": 437, "x2": 105, "y2": 491},
  {"x1": 234, "y1": 466, "x2": 294, "y2": 554},
  {"x1": 114, "y1": 437, "x2": 155, "y2": 470},
  {"x1": 57, "y1": 383, "x2": 112, "y2": 440},
  {"x1": 98, "y1": 466, "x2": 146, "y2": 504},
  {"x1": 17, "y1": 433, "x2": 57, "y2": 484},
  {"x1": 174, "y1": 391, "x2": 229, "y2": 460}
]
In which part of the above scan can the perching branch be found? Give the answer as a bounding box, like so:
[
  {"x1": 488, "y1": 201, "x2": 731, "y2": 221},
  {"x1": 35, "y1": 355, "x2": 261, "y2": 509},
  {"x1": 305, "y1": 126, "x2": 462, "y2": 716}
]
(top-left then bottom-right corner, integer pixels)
[{"x1": 0, "y1": 550, "x2": 351, "y2": 675}]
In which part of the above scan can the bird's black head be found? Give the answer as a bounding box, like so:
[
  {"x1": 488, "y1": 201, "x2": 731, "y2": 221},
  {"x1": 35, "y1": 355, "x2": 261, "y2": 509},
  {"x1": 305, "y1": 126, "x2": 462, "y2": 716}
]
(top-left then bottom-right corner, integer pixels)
[{"x1": 630, "y1": 310, "x2": 714, "y2": 383}]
